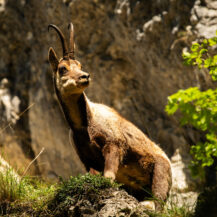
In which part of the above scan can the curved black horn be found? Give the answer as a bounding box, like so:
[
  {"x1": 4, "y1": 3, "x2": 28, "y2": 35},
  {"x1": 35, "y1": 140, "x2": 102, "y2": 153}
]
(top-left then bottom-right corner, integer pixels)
[
  {"x1": 68, "y1": 23, "x2": 75, "y2": 59},
  {"x1": 48, "y1": 24, "x2": 68, "y2": 58}
]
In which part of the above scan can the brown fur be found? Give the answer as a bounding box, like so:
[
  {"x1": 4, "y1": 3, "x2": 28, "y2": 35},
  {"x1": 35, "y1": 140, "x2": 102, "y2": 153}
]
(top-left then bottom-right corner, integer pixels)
[{"x1": 48, "y1": 26, "x2": 172, "y2": 207}]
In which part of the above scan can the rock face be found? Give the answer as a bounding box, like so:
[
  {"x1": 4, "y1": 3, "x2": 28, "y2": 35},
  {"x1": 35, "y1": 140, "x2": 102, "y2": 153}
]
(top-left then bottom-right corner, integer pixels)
[
  {"x1": 0, "y1": 0, "x2": 216, "y2": 197},
  {"x1": 67, "y1": 189, "x2": 149, "y2": 217}
]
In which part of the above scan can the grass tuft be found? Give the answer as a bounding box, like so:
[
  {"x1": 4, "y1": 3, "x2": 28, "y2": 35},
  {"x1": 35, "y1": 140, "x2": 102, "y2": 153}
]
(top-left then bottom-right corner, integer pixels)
[
  {"x1": 146, "y1": 195, "x2": 194, "y2": 217},
  {"x1": 22, "y1": 177, "x2": 56, "y2": 211},
  {"x1": 0, "y1": 168, "x2": 23, "y2": 202},
  {"x1": 0, "y1": 170, "x2": 56, "y2": 216}
]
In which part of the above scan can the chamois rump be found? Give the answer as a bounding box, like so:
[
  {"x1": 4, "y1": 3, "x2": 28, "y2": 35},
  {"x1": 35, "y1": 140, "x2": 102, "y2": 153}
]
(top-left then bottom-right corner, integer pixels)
[{"x1": 48, "y1": 23, "x2": 172, "y2": 209}]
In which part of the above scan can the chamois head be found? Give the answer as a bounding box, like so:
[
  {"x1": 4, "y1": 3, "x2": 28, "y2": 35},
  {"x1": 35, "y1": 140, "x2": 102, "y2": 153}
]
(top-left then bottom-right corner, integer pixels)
[{"x1": 48, "y1": 23, "x2": 90, "y2": 96}]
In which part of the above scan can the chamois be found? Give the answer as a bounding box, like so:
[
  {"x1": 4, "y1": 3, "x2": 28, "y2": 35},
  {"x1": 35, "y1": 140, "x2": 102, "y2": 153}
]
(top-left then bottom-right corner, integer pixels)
[{"x1": 48, "y1": 23, "x2": 172, "y2": 210}]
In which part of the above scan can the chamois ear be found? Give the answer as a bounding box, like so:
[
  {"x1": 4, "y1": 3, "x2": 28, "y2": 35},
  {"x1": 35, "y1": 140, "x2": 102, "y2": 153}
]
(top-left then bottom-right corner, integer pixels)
[{"x1": 48, "y1": 47, "x2": 59, "y2": 73}]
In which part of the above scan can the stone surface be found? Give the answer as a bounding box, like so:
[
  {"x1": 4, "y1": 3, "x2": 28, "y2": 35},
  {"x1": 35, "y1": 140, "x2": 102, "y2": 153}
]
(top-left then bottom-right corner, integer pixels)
[
  {"x1": 0, "y1": 0, "x2": 216, "y2": 201},
  {"x1": 68, "y1": 189, "x2": 149, "y2": 217}
]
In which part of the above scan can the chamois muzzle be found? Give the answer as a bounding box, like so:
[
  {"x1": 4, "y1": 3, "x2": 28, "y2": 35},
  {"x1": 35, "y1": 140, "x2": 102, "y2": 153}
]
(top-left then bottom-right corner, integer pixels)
[{"x1": 77, "y1": 73, "x2": 90, "y2": 87}]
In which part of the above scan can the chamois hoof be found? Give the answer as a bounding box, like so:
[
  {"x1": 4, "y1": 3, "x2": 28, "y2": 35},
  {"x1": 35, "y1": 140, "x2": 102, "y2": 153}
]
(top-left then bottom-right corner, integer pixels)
[
  {"x1": 140, "y1": 201, "x2": 155, "y2": 211},
  {"x1": 104, "y1": 171, "x2": 115, "y2": 181}
]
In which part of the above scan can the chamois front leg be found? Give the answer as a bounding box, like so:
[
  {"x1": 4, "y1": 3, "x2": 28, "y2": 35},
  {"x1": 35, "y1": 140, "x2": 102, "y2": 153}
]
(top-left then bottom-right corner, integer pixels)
[{"x1": 103, "y1": 144, "x2": 120, "y2": 180}]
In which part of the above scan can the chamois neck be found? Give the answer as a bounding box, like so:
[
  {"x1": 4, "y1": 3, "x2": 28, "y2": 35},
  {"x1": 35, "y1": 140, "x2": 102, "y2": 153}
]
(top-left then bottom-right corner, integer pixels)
[{"x1": 59, "y1": 93, "x2": 91, "y2": 130}]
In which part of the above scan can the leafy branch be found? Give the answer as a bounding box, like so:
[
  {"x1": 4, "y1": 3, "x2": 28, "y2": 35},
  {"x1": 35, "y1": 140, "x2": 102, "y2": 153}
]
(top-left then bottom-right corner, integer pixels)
[{"x1": 166, "y1": 32, "x2": 217, "y2": 177}]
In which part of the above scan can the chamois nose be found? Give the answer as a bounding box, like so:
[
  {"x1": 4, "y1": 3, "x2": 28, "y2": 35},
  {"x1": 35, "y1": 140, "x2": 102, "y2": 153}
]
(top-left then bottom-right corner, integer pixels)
[{"x1": 79, "y1": 74, "x2": 90, "y2": 80}]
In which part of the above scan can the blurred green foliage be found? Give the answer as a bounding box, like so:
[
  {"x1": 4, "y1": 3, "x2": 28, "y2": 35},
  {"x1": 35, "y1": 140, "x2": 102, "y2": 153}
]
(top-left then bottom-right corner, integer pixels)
[{"x1": 166, "y1": 32, "x2": 217, "y2": 177}]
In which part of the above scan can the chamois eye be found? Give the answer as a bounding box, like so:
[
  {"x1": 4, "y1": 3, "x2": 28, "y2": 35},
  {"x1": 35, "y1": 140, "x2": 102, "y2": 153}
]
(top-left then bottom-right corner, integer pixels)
[{"x1": 59, "y1": 66, "x2": 67, "y2": 75}]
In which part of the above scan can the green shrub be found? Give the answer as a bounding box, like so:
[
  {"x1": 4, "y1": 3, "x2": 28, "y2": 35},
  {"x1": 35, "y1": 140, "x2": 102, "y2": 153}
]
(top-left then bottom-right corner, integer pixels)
[
  {"x1": 47, "y1": 173, "x2": 121, "y2": 215},
  {"x1": 166, "y1": 32, "x2": 217, "y2": 177},
  {"x1": 55, "y1": 173, "x2": 120, "y2": 203}
]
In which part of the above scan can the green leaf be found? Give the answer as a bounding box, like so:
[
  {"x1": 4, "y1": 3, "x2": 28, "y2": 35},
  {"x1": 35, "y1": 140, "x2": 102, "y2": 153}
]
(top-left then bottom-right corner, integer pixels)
[
  {"x1": 199, "y1": 48, "x2": 207, "y2": 54},
  {"x1": 191, "y1": 43, "x2": 200, "y2": 52},
  {"x1": 196, "y1": 56, "x2": 202, "y2": 67},
  {"x1": 213, "y1": 55, "x2": 217, "y2": 65},
  {"x1": 208, "y1": 37, "x2": 217, "y2": 46},
  {"x1": 204, "y1": 57, "x2": 212, "y2": 68},
  {"x1": 203, "y1": 39, "x2": 208, "y2": 45},
  {"x1": 210, "y1": 67, "x2": 217, "y2": 81}
]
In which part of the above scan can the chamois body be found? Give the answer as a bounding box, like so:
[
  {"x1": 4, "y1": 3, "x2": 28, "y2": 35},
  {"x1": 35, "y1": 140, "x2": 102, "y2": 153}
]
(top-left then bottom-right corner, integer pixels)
[
  {"x1": 66, "y1": 94, "x2": 171, "y2": 201},
  {"x1": 48, "y1": 24, "x2": 172, "y2": 208}
]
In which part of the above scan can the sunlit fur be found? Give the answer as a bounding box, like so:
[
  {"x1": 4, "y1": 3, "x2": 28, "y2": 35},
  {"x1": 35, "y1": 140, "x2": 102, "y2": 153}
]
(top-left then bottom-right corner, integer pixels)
[{"x1": 48, "y1": 47, "x2": 172, "y2": 210}]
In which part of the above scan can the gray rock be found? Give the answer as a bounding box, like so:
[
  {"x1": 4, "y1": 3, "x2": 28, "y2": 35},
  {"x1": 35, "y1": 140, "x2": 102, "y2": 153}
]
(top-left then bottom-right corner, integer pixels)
[
  {"x1": 68, "y1": 189, "x2": 149, "y2": 217},
  {"x1": 0, "y1": 78, "x2": 20, "y2": 124}
]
